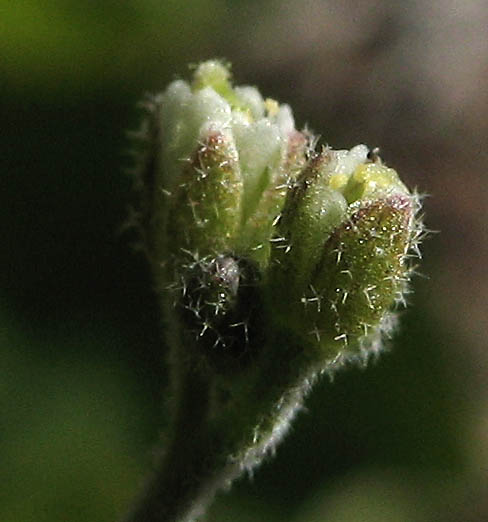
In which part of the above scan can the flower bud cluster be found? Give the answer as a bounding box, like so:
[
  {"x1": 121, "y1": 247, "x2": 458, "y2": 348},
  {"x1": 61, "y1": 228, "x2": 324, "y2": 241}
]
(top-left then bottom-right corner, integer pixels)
[
  {"x1": 134, "y1": 59, "x2": 422, "y2": 368},
  {"x1": 126, "y1": 62, "x2": 424, "y2": 518}
]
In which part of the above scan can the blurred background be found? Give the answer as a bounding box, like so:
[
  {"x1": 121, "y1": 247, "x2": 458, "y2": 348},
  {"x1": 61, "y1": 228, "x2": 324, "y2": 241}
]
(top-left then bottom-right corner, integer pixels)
[{"x1": 2, "y1": 1, "x2": 488, "y2": 521}]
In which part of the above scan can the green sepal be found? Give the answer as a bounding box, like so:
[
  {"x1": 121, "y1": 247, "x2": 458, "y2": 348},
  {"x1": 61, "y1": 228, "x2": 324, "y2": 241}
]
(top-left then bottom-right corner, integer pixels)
[
  {"x1": 167, "y1": 130, "x2": 243, "y2": 259},
  {"x1": 270, "y1": 150, "x2": 348, "y2": 298},
  {"x1": 306, "y1": 195, "x2": 413, "y2": 355}
]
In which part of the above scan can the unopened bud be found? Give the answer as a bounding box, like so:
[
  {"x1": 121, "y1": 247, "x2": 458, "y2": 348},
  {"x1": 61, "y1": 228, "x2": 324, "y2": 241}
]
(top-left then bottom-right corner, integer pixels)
[
  {"x1": 309, "y1": 195, "x2": 415, "y2": 356},
  {"x1": 269, "y1": 144, "x2": 420, "y2": 361}
]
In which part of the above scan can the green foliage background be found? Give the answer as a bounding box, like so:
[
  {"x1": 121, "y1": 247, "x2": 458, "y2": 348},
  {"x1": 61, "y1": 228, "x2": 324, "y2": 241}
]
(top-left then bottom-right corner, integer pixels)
[{"x1": 2, "y1": 1, "x2": 487, "y2": 521}]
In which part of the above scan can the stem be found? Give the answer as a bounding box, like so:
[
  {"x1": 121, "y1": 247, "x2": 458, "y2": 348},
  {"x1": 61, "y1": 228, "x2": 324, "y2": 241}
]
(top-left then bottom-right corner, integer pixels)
[
  {"x1": 122, "y1": 331, "x2": 313, "y2": 522},
  {"x1": 122, "y1": 361, "x2": 216, "y2": 522}
]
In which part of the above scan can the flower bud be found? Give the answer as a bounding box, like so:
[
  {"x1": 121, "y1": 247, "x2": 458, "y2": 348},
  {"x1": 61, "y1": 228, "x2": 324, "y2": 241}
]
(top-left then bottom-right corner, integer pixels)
[
  {"x1": 145, "y1": 60, "x2": 305, "y2": 270},
  {"x1": 135, "y1": 60, "x2": 310, "y2": 356},
  {"x1": 309, "y1": 195, "x2": 415, "y2": 356},
  {"x1": 269, "y1": 145, "x2": 420, "y2": 361},
  {"x1": 271, "y1": 150, "x2": 348, "y2": 296}
]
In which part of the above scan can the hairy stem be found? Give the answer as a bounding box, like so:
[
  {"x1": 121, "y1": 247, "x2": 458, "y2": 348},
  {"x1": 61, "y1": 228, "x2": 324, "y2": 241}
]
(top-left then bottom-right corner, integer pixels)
[
  {"x1": 122, "y1": 329, "x2": 320, "y2": 522},
  {"x1": 122, "y1": 358, "x2": 216, "y2": 522}
]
